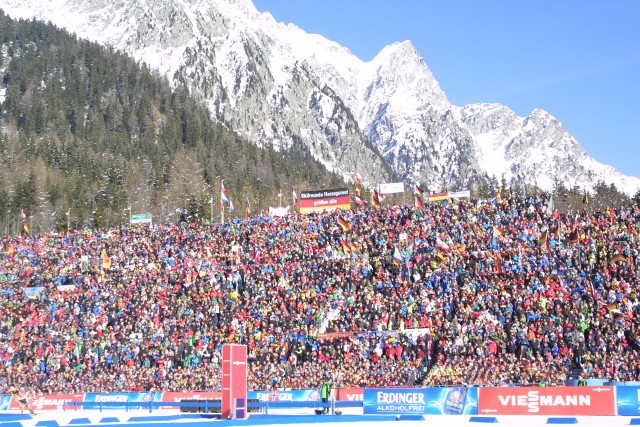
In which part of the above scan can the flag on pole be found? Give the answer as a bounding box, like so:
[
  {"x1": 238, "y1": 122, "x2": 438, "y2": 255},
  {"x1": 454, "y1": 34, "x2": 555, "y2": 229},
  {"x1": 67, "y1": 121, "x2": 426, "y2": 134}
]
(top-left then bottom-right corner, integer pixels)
[
  {"x1": 292, "y1": 190, "x2": 299, "y2": 207},
  {"x1": 582, "y1": 191, "x2": 590, "y2": 205},
  {"x1": 414, "y1": 184, "x2": 424, "y2": 196},
  {"x1": 20, "y1": 209, "x2": 30, "y2": 234},
  {"x1": 355, "y1": 195, "x2": 367, "y2": 205},
  {"x1": 372, "y1": 190, "x2": 381, "y2": 209},
  {"x1": 566, "y1": 227, "x2": 579, "y2": 244},
  {"x1": 228, "y1": 198, "x2": 235, "y2": 213},
  {"x1": 221, "y1": 181, "x2": 229, "y2": 203},
  {"x1": 545, "y1": 196, "x2": 554, "y2": 216},
  {"x1": 100, "y1": 249, "x2": 111, "y2": 270},
  {"x1": 245, "y1": 197, "x2": 251, "y2": 221},
  {"x1": 414, "y1": 195, "x2": 425, "y2": 216},
  {"x1": 393, "y1": 245, "x2": 403, "y2": 267},
  {"x1": 539, "y1": 230, "x2": 551, "y2": 252},
  {"x1": 337, "y1": 216, "x2": 351, "y2": 232},
  {"x1": 355, "y1": 173, "x2": 363, "y2": 186}
]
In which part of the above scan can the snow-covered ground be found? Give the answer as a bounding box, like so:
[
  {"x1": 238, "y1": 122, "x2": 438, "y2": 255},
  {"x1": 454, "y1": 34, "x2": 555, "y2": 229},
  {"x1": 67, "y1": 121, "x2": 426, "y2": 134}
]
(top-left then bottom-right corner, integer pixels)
[{"x1": 1, "y1": 407, "x2": 637, "y2": 427}]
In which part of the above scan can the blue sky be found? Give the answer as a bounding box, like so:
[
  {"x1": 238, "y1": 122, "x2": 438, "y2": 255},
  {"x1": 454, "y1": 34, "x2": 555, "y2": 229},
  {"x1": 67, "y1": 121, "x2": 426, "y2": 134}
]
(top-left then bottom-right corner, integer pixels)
[{"x1": 253, "y1": 0, "x2": 640, "y2": 179}]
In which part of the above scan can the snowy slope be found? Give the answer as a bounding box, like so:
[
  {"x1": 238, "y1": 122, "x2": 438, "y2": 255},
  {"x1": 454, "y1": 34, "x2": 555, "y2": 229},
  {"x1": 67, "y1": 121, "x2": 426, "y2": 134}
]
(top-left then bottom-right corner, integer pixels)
[{"x1": 1, "y1": 0, "x2": 638, "y2": 194}]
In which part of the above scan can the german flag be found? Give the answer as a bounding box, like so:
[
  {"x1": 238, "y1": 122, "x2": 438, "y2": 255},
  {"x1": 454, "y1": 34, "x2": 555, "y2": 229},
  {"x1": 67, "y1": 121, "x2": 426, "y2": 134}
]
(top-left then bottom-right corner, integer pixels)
[
  {"x1": 538, "y1": 230, "x2": 551, "y2": 252},
  {"x1": 415, "y1": 184, "x2": 425, "y2": 196},
  {"x1": 100, "y1": 249, "x2": 112, "y2": 270},
  {"x1": 494, "y1": 254, "x2": 503, "y2": 274},
  {"x1": 415, "y1": 195, "x2": 425, "y2": 216},
  {"x1": 609, "y1": 253, "x2": 627, "y2": 265},
  {"x1": 566, "y1": 228, "x2": 579, "y2": 244},
  {"x1": 372, "y1": 190, "x2": 381, "y2": 209},
  {"x1": 337, "y1": 217, "x2": 351, "y2": 233}
]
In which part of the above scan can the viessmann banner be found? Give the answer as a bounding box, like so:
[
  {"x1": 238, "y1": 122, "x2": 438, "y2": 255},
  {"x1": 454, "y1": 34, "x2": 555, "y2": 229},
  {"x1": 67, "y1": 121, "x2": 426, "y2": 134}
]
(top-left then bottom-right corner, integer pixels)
[
  {"x1": 299, "y1": 188, "x2": 350, "y2": 214},
  {"x1": 478, "y1": 386, "x2": 615, "y2": 416},
  {"x1": 364, "y1": 387, "x2": 477, "y2": 415}
]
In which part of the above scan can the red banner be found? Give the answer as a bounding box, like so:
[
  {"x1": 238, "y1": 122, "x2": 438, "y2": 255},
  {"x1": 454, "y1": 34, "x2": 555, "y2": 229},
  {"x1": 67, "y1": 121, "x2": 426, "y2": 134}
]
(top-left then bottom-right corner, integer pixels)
[
  {"x1": 478, "y1": 386, "x2": 615, "y2": 416},
  {"x1": 335, "y1": 388, "x2": 364, "y2": 402},
  {"x1": 9, "y1": 394, "x2": 84, "y2": 411}
]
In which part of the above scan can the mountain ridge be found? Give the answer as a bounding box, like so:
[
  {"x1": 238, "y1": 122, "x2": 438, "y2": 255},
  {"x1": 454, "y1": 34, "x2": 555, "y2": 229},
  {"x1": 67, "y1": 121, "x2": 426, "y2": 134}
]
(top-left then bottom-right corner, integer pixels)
[{"x1": 1, "y1": 0, "x2": 638, "y2": 194}]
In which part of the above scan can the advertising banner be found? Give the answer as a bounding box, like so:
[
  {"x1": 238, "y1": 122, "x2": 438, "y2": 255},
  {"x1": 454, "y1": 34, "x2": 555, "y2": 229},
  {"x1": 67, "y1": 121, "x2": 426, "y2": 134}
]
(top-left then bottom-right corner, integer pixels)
[
  {"x1": 299, "y1": 188, "x2": 350, "y2": 214},
  {"x1": 378, "y1": 182, "x2": 405, "y2": 195},
  {"x1": 478, "y1": 386, "x2": 615, "y2": 416},
  {"x1": 131, "y1": 213, "x2": 152, "y2": 225},
  {"x1": 7, "y1": 393, "x2": 84, "y2": 411},
  {"x1": 617, "y1": 386, "x2": 640, "y2": 416},
  {"x1": 160, "y1": 391, "x2": 221, "y2": 409},
  {"x1": 428, "y1": 192, "x2": 449, "y2": 202},
  {"x1": 363, "y1": 387, "x2": 477, "y2": 415},
  {"x1": 83, "y1": 392, "x2": 162, "y2": 409},
  {"x1": 0, "y1": 394, "x2": 11, "y2": 411},
  {"x1": 335, "y1": 388, "x2": 364, "y2": 402},
  {"x1": 250, "y1": 389, "x2": 321, "y2": 402},
  {"x1": 449, "y1": 190, "x2": 471, "y2": 199}
]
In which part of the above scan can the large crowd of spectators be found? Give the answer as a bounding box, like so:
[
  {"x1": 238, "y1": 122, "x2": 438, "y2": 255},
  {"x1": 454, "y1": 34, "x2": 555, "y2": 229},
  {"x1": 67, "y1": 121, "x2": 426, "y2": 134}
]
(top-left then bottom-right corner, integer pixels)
[{"x1": 1, "y1": 192, "x2": 639, "y2": 394}]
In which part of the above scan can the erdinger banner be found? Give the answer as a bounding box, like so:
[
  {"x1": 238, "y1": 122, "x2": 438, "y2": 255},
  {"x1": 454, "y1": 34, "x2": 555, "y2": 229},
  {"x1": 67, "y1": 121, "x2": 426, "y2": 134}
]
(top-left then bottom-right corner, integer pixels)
[
  {"x1": 478, "y1": 386, "x2": 615, "y2": 416},
  {"x1": 11, "y1": 394, "x2": 85, "y2": 411},
  {"x1": 299, "y1": 188, "x2": 350, "y2": 214},
  {"x1": 617, "y1": 385, "x2": 640, "y2": 416},
  {"x1": 364, "y1": 388, "x2": 477, "y2": 415},
  {"x1": 84, "y1": 392, "x2": 162, "y2": 409},
  {"x1": 250, "y1": 389, "x2": 322, "y2": 402}
]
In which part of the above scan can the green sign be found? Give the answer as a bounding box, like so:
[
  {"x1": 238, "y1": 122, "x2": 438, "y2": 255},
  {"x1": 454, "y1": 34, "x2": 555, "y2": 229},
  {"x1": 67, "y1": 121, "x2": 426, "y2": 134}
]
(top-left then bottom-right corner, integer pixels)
[{"x1": 130, "y1": 213, "x2": 152, "y2": 224}]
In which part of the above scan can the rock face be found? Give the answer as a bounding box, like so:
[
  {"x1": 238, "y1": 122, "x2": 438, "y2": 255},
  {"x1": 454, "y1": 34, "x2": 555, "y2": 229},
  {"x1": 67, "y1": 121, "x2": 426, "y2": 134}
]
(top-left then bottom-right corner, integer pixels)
[{"x1": 1, "y1": 0, "x2": 638, "y2": 193}]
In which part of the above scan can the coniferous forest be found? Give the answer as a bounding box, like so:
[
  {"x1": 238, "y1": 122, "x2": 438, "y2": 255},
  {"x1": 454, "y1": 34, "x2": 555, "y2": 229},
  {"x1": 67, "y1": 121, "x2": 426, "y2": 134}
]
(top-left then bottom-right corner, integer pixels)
[
  {"x1": 0, "y1": 10, "x2": 345, "y2": 234},
  {"x1": 0, "y1": 10, "x2": 637, "y2": 235}
]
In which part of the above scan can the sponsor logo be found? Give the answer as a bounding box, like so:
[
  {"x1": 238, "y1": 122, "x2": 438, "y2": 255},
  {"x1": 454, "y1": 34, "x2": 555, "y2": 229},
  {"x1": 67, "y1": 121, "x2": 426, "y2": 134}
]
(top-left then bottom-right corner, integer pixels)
[
  {"x1": 376, "y1": 392, "x2": 425, "y2": 405},
  {"x1": 497, "y1": 391, "x2": 590, "y2": 413},
  {"x1": 94, "y1": 395, "x2": 128, "y2": 403}
]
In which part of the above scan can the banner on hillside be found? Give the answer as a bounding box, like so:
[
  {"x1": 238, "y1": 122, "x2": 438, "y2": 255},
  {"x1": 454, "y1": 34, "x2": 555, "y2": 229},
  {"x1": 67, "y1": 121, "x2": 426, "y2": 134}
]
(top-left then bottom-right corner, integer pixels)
[
  {"x1": 299, "y1": 188, "x2": 350, "y2": 214},
  {"x1": 428, "y1": 191, "x2": 450, "y2": 202},
  {"x1": 378, "y1": 182, "x2": 405, "y2": 195},
  {"x1": 363, "y1": 387, "x2": 477, "y2": 415},
  {"x1": 268, "y1": 206, "x2": 291, "y2": 217},
  {"x1": 478, "y1": 386, "x2": 615, "y2": 416},
  {"x1": 130, "y1": 213, "x2": 152, "y2": 225},
  {"x1": 448, "y1": 190, "x2": 471, "y2": 199}
]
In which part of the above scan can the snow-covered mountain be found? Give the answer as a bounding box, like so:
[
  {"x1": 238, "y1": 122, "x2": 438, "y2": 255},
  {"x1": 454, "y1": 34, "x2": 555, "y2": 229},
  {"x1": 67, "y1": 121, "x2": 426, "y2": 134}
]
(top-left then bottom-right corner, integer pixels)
[{"x1": 1, "y1": 0, "x2": 638, "y2": 194}]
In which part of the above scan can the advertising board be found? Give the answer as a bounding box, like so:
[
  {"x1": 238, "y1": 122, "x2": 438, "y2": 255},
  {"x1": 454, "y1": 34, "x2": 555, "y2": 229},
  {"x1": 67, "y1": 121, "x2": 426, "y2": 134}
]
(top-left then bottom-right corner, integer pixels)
[{"x1": 478, "y1": 386, "x2": 615, "y2": 416}]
